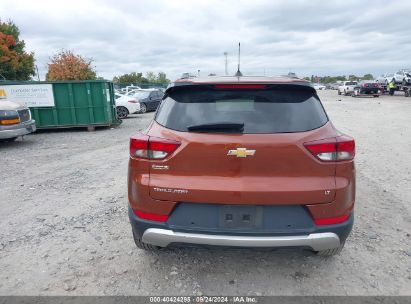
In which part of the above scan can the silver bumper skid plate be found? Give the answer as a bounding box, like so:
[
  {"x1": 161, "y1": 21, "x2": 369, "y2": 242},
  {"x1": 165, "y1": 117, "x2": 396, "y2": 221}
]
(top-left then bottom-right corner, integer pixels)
[{"x1": 142, "y1": 228, "x2": 340, "y2": 251}]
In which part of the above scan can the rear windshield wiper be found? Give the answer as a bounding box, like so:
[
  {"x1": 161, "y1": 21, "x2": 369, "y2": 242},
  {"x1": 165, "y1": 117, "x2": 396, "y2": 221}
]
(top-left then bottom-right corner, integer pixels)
[{"x1": 187, "y1": 122, "x2": 244, "y2": 133}]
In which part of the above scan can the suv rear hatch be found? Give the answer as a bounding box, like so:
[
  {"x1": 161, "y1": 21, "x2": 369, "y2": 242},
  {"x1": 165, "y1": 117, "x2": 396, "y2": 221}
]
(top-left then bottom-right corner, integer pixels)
[{"x1": 147, "y1": 84, "x2": 336, "y2": 205}]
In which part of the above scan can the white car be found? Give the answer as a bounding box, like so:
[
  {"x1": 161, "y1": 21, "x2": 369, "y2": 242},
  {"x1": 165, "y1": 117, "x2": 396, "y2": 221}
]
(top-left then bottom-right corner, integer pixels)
[
  {"x1": 338, "y1": 81, "x2": 358, "y2": 96},
  {"x1": 313, "y1": 83, "x2": 326, "y2": 90},
  {"x1": 115, "y1": 93, "x2": 141, "y2": 119},
  {"x1": 393, "y1": 69, "x2": 411, "y2": 85},
  {"x1": 376, "y1": 73, "x2": 394, "y2": 85}
]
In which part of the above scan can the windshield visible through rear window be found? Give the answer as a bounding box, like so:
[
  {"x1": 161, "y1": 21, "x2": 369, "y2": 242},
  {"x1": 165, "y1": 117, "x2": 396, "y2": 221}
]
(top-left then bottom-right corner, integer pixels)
[
  {"x1": 155, "y1": 88, "x2": 328, "y2": 133},
  {"x1": 132, "y1": 91, "x2": 150, "y2": 99}
]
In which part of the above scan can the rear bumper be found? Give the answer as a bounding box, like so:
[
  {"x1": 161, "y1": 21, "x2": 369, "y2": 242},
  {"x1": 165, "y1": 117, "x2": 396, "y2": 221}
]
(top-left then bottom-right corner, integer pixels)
[
  {"x1": 142, "y1": 228, "x2": 340, "y2": 251},
  {"x1": 358, "y1": 89, "x2": 381, "y2": 94},
  {"x1": 128, "y1": 206, "x2": 353, "y2": 250},
  {"x1": 130, "y1": 103, "x2": 141, "y2": 113},
  {"x1": 0, "y1": 120, "x2": 36, "y2": 139}
]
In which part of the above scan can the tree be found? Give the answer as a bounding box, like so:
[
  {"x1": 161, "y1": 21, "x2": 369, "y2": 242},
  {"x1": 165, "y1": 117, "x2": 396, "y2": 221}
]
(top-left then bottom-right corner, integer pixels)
[
  {"x1": 46, "y1": 50, "x2": 96, "y2": 80},
  {"x1": 157, "y1": 72, "x2": 170, "y2": 85},
  {"x1": 0, "y1": 19, "x2": 35, "y2": 80},
  {"x1": 145, "y1": 71, "x2": 157, "y2": 83},
  {"x1": 113, "y1": 71, "x2": 170, "y2": 85},
  {"x1": 362, "y1": 74, "x2": 374, "y2": 80},
  {"x1": 113, "y1": 72, "x2": 146, "y2": 84}
]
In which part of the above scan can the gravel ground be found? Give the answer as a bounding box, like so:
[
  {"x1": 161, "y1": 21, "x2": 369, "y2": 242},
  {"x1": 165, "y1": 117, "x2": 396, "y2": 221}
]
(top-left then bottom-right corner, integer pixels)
[{"x1": 0, "y1": 90, "x2": 410, "y2": 296}]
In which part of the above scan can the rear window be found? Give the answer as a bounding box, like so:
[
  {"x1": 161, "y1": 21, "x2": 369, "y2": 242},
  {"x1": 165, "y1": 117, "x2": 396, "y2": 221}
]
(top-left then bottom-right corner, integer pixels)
[{"x1": 155, "y1": 88, "x2": 328, "y2": 134}]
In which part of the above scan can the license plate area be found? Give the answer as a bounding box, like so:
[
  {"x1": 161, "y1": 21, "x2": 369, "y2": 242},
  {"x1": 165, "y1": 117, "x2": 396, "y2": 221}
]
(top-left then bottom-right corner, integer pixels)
[{"x1": 219, "y1": 205, "x2": 263, "y2": 229}]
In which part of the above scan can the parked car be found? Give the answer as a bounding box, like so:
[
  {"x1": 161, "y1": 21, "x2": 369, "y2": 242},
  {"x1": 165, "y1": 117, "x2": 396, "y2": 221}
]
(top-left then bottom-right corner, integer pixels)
[
  {"x1": 119, "y1": 85, "x2": 142, "y2": 95},
  {"x1": 128, "y1": 76, "x2": 356, "y2": 256},
  {"x1": 328, "y1": 83, "x2": 340, "y2": 90},
  {"x1": 115, "y1": 93, "x2": 141, "y2": 119},
  {"x1": 352, "y1": 81, "x2": 382, "y2": 97},
  {"x1": 393, "y1": 69, "x2": 411, "y2": 85},
  {"x1": 338, "y1": 81, "x2": 358, "y2": 95},
  {"x1": 129, "y1": 89, "x2": 163, "y2": 113},
  {"x1": 376, "y1": 73, "x2": 394, "y2": 85},
  {"x1": 0, "y1": 98, "x2": 36, "y2": 142},
  {"x1": 313, "y1": 83, "x2": 326, "y2": 90}
]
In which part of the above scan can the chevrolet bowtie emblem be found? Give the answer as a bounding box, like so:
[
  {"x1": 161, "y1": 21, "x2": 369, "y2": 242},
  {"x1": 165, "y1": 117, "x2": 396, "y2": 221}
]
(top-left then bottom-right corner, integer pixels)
[{"x1": 227, "y1": 148, "x2": 256, "y2": 158}]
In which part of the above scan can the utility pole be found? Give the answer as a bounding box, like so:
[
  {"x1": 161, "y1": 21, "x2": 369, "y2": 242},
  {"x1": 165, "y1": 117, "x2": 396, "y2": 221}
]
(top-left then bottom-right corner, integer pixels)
[
  {"x1": 235, "y1": 42, "x2": 243, "y2": 77},
  {"x1": 35, "y1": 65, "x2": 40, "y2": 81},
  {"x1": 223, "y1": 52, "x2": 228, "y2": 75}
]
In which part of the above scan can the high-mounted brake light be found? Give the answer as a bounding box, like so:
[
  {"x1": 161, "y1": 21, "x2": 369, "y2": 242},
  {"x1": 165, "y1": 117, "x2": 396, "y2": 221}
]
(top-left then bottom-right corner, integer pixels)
[
  {"x1": 133, "y1": 209, "x2": 169, "y2": 222},
  {"x1": 214, "y1": 84, "x2": 267, "y2": 89},
  {"x1": 304, "y1": 135, "x2": 355, "y2": 162},
  {"x1": 130, "y1": 134, "x2": 180, "y2": 159}
]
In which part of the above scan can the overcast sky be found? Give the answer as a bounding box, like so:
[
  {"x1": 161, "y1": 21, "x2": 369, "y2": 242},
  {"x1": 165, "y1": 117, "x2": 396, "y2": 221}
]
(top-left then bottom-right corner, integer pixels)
[{"x1": 1, "y1": 0, "x2": 411, "y2": 81}]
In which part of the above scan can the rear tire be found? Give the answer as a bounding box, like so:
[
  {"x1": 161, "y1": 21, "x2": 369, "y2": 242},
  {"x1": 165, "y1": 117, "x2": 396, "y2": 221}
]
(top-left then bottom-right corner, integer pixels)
[
  {"x1": 132, "y1": 230, "x2": 160, "y2": 251},
  {"x1": 338, "y1": 90, "x2": 341, "y2": 95},
  {"x1": 315, "y1": 241, "x2": 345, "y2": 256},
  {"x1": 116, "y1": 106, "x2": 129, "y2": 119}
]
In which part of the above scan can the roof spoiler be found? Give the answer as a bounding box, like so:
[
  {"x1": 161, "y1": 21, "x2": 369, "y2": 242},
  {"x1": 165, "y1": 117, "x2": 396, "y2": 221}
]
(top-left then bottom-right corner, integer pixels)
[{"x1": 165, "y1": 82, "x2": 316, "y2": 94}]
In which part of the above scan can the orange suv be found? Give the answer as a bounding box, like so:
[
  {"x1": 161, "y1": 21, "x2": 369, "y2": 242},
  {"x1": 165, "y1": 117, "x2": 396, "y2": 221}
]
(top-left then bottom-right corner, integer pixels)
[{"x1": 128, "y1": 76, "x2": 355, "y2": 256}]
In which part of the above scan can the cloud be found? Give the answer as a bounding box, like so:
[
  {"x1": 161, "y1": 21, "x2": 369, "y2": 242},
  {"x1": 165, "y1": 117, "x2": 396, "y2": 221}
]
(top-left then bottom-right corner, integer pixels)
[{"x1": 1, "y1": 0, "x2": 410, "y2": 80}]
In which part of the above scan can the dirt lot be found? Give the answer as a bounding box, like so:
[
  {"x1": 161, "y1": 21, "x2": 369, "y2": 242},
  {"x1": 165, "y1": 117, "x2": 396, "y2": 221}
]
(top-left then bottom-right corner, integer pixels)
[{"x1": 0, "y1": 90, "x2": 410, "y2": 296}]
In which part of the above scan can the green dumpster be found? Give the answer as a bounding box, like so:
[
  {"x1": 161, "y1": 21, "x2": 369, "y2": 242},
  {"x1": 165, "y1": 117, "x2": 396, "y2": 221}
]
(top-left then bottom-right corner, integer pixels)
[{"x1": 0, "y1": 80, "x2": 121, "y2": 129}]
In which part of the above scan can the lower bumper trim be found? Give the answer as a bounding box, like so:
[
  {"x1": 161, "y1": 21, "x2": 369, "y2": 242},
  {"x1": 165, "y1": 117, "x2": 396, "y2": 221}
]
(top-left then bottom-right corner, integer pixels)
[{"x1": 142, "y1": 228, "x2": 341, "y2": 251}]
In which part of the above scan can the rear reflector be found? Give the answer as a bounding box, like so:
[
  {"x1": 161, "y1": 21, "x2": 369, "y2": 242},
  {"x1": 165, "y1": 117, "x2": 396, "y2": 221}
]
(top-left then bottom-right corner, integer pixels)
[
  {"x1": 133, "y1": 209, "x2": 169, "y2": 222},
  {"x1": 130, "y1": 133, "x2": 180, "y2": 159},
  {"x1": 214, "y1": 84, "x2": 267, "y2": 89},
  {"x1": 304, "y1": 135, "x2": 355, "y2": 162},
  {"x1": 314, "y1": 214, "x2": 350, "y2": 225}
]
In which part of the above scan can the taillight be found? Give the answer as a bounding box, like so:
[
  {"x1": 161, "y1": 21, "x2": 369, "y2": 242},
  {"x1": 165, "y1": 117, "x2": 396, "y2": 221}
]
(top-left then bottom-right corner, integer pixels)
[
  {"x1": 128, "y1": 100, "x2": 138, "y2": 103},
  {"x1": 304, "y1": 135, "x2": 355, "y2": 162},
  {"x1": 314, "y1": 214, "x2": 350, "y2": 225},
  {"x1": 130, "y1": 133, "x2": 150, "y2": 158},
  {"x1": 133, "y1": 209, "x2": 169, "y2": 222},
  {"x1": 149, "y1": 139, "x2": 181, "y2": 159},
  {"x1": 130, "y1": 134, "x2": 180, "y2": 159}
]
